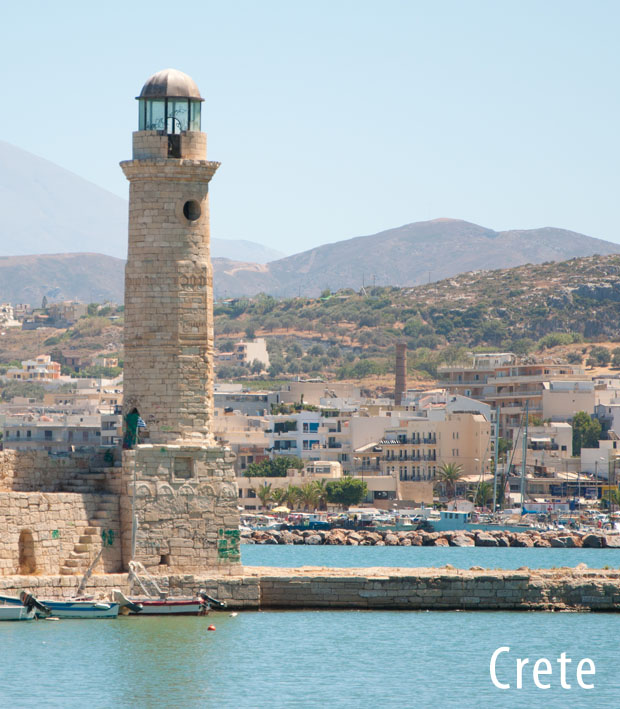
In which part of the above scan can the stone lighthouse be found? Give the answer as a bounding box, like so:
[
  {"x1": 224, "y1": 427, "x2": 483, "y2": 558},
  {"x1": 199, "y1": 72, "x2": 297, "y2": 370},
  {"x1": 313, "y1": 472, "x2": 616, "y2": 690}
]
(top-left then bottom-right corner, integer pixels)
[{"x1": 119, "y1": 69, "x2": 240, "y2": 573}]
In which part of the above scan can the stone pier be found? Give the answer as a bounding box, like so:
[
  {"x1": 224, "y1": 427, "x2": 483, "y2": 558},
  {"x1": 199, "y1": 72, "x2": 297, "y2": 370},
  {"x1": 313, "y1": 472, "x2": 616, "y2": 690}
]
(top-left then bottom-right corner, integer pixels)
[{"x1": 3, "y1": 565, "x2": 620, "y2": 612}]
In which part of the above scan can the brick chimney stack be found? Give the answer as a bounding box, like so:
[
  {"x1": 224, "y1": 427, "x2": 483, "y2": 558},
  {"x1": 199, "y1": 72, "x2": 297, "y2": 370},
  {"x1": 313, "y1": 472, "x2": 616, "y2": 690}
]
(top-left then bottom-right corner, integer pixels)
[{"x1": 395, "y1": 342, "x2": 407, "y2": 406}]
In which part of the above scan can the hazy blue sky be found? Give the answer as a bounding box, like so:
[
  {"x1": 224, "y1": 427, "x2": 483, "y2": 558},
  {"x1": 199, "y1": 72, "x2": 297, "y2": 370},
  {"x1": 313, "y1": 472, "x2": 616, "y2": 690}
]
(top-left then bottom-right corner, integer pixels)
[{"x1": 2, "y1": 0, "x2": 618, "y2": 253}]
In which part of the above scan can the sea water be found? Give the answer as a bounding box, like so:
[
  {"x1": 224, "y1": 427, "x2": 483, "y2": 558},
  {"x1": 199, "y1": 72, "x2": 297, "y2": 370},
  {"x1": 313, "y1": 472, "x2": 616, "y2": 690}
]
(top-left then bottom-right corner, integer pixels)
[
  {"x1": 2, "y1": 611, "x2": 620, "y2": 708},
  {"x1": 241, "y1": 542, "x2": 620, "y2": 569},
  {"x1": 3, "y1": 544, "x2": 620, "y2": 708}
]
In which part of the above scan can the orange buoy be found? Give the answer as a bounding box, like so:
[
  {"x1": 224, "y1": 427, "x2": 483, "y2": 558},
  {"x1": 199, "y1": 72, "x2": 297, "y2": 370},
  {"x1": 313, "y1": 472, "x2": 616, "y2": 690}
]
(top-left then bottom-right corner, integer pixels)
[{"x1": 207, "y1": 625, "x2": 216, "y2": 631}]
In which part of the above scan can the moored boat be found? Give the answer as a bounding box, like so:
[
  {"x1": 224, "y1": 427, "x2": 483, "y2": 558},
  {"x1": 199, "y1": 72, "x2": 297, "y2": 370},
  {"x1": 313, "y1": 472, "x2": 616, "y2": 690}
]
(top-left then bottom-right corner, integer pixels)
[
  {"x1": 428, "y1": 509, "x2": 537, "y2": 534},
  {"x1": 114, "y1": 588, "x2": 226, "y2": 615},
  {"x1": 0, "y1": 605, "x2": 36, "y2": 621},
  {"x1": 0, "y1": 593, "x2": 119, "y2": 619},
  {"x1": 116, "y1": 561, "x2": 228, "y2": 616},
  {"x1": 114, "y1": 590, "x2": 205, "y2": 615},
  {"x1": 37, "y1": 599, "x2": 120, "y2": 619}
]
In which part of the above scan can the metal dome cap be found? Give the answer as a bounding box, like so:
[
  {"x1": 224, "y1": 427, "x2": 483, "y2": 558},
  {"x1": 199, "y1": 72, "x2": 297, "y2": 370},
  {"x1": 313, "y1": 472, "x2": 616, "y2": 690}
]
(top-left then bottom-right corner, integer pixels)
[{"x1": 138, "y1": 68, "x2": 204, "y2": 101}]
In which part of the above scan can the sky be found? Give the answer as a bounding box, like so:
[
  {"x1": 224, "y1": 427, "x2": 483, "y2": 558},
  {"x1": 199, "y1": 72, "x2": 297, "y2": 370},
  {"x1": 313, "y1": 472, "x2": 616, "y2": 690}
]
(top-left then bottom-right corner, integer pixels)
[{"x1": 1, "y1": 0, "x2": 619, "y2": 254}]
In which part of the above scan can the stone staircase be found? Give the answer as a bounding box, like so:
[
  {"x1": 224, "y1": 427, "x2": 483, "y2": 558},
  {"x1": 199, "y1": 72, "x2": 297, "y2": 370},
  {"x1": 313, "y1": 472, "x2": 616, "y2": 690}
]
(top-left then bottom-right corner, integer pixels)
[
  {"x1": 61, "y1": 470, "x2": 107, "y2": 494},
  {"x1": 59, "y1": 494, "x2": 121, "y2": 575}
]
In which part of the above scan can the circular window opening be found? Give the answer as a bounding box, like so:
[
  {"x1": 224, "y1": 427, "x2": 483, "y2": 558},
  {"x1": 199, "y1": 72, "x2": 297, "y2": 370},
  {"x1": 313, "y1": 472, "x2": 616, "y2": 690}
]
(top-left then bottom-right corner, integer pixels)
[{"x1": 183, "y1": 200, "x2": 201, "y2": 221}]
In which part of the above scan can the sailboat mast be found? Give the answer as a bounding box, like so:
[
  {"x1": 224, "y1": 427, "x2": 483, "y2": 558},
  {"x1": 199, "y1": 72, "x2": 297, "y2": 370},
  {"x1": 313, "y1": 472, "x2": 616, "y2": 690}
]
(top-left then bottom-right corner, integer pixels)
[
  {"x1": 520, "y1": 401, "x2": 529, "y2": 514},
  {"x1": 492, "y1": 405, "x2": 500, "y2": 513}
]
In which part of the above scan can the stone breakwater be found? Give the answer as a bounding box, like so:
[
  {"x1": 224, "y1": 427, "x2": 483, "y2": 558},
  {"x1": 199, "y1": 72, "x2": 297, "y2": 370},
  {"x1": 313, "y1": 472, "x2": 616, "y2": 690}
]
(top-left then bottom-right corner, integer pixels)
[
  {"x1": 3, "y1": 565, "x2": 620, "y2": 611},
  {"x1": 247, "y1": 565, "x2": 620, "y2": 611},
  {"x1": 243, "y1": 527, "x2": 620, "y2": 549}
]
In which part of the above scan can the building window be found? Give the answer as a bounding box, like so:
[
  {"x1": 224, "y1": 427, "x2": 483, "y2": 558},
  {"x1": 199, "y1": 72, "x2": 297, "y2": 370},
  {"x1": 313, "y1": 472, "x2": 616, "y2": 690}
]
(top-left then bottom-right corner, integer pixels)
[{"x1": 44, "y1": 430, "x2": 52, "y2": 440}]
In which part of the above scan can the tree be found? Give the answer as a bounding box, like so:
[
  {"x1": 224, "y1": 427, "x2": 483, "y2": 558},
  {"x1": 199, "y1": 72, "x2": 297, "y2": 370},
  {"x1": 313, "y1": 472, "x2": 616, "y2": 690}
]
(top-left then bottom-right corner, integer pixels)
[
  {"x1": 244, "y1": 456, "x2": 304, "y2": 477},
  {"x1": 313, "y1": 479, "x2": 329, "y2": 510},
  {"x1": 244, "y1": 324, "x2": 256, "y2": 340},
  {"x1": 497, "y1": 437, "x2": 512, "y2": 463},
  {"x1": 250, "y1": 359, "x2": 264, "y2": 375},
  {"x1": 298, "y1": 482, "x2": 319, "y2": 511},
  {"x1": 325, "y1": 478, "x2": 368, "y2": 509},
  {"x1": 602, "y1": 488, "x2": 620, "y2": 511},
  {"x1": 436, "y1": 463, "x2": 464, "y2": 507},
  {"x1": 254, "y1": 482, "x2": 273, "y2": 510},
  {"x1": 473, "y1": 481, "x2": 493, "y2": 508},
  {"x1": 270, "y1": 488, "x2": 288, "y2": 506},
  {"x1": 285, "y1": 484, "x2": 301, "y2": 510},
  {"x1": 572, "y1": 412, "x2": 601, "y2": 455},
  {"x1": 587, "y1": 346, "x2": 610, "y2": 367}
]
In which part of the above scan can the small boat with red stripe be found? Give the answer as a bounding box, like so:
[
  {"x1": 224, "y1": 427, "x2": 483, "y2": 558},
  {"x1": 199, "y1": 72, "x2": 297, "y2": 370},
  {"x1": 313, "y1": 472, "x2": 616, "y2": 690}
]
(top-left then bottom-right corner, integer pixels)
[{"x1": 113, "y1": 561, "x2": 227, "y2": 616}]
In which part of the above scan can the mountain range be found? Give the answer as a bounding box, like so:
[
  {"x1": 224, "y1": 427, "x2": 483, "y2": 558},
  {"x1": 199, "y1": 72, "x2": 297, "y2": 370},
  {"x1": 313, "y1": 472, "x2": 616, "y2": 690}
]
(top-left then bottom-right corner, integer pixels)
[
  {"x1": 212, "y1": 219, "x2": 620, "y2": 298},
  {"x1": 1, "y1": 140, "x2": 619, "y2": 303},
  {"x1": 0, "y1": 141, "x2": 283, "y2": 263}
]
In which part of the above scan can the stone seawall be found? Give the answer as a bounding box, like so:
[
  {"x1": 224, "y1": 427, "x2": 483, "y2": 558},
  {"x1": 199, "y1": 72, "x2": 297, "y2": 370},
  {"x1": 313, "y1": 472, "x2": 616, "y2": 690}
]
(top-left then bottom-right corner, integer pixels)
[{"x1": 3, "y1": 565, "x2": 620, "y2": 611}]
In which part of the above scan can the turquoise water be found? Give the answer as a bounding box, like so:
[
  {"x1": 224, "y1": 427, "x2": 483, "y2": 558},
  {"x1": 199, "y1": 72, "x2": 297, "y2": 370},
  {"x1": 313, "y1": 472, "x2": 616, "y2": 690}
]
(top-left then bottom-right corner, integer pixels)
[
  {"x1": 2, "y1": 612, "x2": 620, "y2": 708},
  {"x1": 3, "y1": 546, "x2": 620, "y2": 707},
  {"x1": 242, "y1": 543, "x2": 620, "y2": 569}
]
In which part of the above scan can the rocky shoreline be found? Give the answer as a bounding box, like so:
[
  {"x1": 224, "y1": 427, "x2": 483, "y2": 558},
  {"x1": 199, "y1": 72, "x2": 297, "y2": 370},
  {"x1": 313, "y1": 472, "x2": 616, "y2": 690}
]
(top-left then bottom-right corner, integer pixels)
[{"x1": 242, "y1": 527, "x2": 620, "y2": 549}]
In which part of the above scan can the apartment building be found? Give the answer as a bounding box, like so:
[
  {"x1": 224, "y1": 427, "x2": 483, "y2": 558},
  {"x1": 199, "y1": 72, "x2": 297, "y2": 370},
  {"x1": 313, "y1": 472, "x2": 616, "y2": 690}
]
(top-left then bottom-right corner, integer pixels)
[
  {"x1": 265, "y1": 409, "x2": 391, "y2": 471},
  {"x1": 214, "y1": 383, "x2": 281, "y2": 416},
  {"x1": 213, "y1": 410, "x2": 269, "y2": 475},
  {"x1": 218, "y1": 338, "x2": 270, "y2": 369},
  {"x1": 0, "y1": 304, "x2": 20, "y2": 328},
  {"x1": 5, "y1": 355, "x2": 61, "y2": 382},
  {"x1": 47, "y1": 301, "x2": 88, "y2": 325},
  {"x1": 279, "y1": 380, "x2": 361, "y2": 406},
  {"x1": 380, "y1": 411, "x2": 492, "y2": 482},
  {"x1": 3, "y1": 414, "x2": 102, "y2": 452},
  {"x1": 438, "y1": 354, "x2": 590, "y2": 440}
]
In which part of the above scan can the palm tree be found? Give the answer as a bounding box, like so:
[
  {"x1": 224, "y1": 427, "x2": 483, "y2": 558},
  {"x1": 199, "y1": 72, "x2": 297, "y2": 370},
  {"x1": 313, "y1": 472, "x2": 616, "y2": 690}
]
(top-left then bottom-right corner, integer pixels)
[
  {"x1": 285, "y1": 484, "x2": 301, "y2": 510},
  {"x1": 313, "y1": 479, "x2": 329, "y2": 511},
  {"x1": 298, "y1": 482, "x2": 319, "y2": 511},
  {"x1": 436, "y1": 463, "x2": 464, "y2": 507},
  {"x1": 474, "y1": 481, "x2": 493, "y2": 509},
  {"x1": 255, "y1": 482, "x2": 273, "y2": 510},
  {"x1": 270, "y1": 487, "x2": 288, "y2": 507}
]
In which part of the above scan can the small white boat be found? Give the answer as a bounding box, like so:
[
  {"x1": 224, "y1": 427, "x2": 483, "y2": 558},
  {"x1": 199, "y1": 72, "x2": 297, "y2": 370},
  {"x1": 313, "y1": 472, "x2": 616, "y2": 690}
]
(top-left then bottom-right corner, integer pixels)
[
  {"x1": 0, "y1": 605, "x2": 36, "y2": 621},
  {"x1": 0, "y1": 593, "x2": 119, "y2": 619}
]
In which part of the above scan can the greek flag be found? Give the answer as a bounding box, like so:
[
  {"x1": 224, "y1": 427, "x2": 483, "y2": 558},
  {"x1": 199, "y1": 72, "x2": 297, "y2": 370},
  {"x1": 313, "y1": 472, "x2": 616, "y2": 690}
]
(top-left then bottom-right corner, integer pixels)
[{"x1": 137, "y1": 417, "x2": 147, "y2": 428}]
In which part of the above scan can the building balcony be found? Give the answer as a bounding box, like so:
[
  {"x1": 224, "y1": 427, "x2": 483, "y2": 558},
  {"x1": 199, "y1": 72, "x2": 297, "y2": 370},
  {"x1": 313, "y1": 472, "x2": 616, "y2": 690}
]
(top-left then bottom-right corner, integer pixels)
[{"x1": 491, "y1": 390, "x2": 544, "y2": 399}]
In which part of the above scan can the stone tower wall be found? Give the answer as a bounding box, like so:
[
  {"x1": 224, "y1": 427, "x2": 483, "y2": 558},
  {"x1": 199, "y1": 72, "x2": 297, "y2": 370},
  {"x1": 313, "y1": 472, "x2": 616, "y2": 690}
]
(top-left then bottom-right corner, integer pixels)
[
  {"x1": 121, "y1": 144, "x2": 220, "y2": 444},
  {"x1": 120, "y1": 446, "x2": 240, "y2": 572}
]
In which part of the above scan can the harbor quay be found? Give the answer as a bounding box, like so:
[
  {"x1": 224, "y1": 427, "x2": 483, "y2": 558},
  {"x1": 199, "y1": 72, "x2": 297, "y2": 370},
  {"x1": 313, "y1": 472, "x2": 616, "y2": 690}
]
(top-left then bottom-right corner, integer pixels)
[{"x1": 2, "y1": 565, "x2": 620, "y2": 611}]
